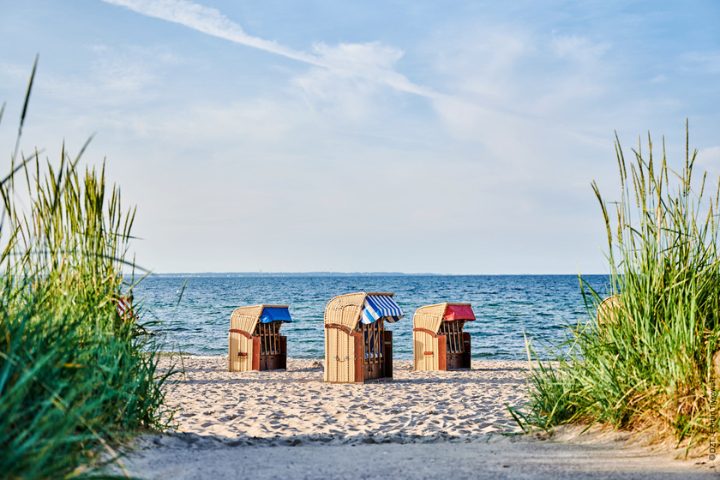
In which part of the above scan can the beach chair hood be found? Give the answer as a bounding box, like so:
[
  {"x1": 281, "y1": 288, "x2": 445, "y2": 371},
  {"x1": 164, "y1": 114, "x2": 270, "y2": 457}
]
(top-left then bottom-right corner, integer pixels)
[
  {"x1": 360, "y1": 294, "x2": 404, "y2": 324},
  {"x1": 413, "y1": 302, "x2": 475, "y2": 334},
  {"x1": 324, "y1": 292, "x2": 404, "y2": 332},
  {"x1": 443, "y1": 304, "x2": 475, "y2": 322},
  {"x1": 230, "y1": 304, "x2": 292, "y2": 335},
  {"x1": 259, "y1": 306, "x2": 293, "y2": 323}
]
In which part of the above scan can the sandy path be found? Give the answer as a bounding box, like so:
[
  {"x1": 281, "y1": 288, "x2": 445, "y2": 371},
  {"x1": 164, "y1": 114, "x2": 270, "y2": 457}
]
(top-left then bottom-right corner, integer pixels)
[
  {"x1": 115, "y1": 356, "x2": 717, "y2": 479},
  {"x1": 119, "y1": 433, "x2": 715, "y2": 479}
]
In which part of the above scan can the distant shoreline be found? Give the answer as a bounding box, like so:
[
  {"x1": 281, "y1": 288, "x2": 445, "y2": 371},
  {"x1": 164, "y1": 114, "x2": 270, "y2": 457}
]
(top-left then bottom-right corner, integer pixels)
[{"x1": 136, "y1": 272, "x2": 610, "y2": 278}]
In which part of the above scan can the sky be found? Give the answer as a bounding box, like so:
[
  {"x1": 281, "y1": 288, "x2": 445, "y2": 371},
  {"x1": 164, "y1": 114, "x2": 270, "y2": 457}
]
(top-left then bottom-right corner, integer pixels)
[{"x1": 0, "y1": 0, "x2": 719, "y2": 274}]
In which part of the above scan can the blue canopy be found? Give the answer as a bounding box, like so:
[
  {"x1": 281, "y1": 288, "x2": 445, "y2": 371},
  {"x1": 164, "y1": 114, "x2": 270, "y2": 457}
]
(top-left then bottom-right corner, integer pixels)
[
  {"x1": 360, "y1": 295, "x2": 404, "y2": 324},
  {"x1": 259, "y1": 306, "x2": 292, "y2": 323}
]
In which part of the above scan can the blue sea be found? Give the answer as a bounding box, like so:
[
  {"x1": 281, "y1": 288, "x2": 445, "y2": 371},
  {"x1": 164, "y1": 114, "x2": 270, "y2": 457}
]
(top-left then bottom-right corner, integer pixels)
[{"x1": 135, "y1": 274, "x2": 609, "y2": 360}]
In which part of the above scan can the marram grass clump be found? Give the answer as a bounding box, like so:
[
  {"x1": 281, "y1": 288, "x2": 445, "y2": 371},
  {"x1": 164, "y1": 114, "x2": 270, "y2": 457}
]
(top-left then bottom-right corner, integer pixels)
[
  {"x1": 518, "y1": 125, "x2": 720, "y2": 454},
  {"x1": 0, "y1": 60, "x2": 172, "y2": 478}
]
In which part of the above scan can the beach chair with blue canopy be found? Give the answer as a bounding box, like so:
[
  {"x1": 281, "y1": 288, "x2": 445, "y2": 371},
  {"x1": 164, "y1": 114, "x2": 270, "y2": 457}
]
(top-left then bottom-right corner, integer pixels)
[
  {"x1": 324, "y1": 292, "x2": 404, "y2": 383},
  {"x1": 229, "y1": 304, "x2": 292, "y2": 372}
]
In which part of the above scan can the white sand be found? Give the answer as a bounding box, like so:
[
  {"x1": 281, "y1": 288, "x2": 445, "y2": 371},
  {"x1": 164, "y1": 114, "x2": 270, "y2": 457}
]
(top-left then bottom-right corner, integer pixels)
[
  {"x1": 115, "y1": 355, "x2": 718, "y2": 479},
  {"x1": 160, "y1": 356, "x2": 527, "y2": 443}
]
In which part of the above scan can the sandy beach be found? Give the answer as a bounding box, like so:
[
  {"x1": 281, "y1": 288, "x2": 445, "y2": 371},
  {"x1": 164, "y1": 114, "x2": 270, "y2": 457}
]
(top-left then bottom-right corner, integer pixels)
[
  {"x1": 115, "y1": 356, "x2": 717, "y2": 479},
  {"x1": 156, "y1": 356, "x2": 528, "y2": 442}
]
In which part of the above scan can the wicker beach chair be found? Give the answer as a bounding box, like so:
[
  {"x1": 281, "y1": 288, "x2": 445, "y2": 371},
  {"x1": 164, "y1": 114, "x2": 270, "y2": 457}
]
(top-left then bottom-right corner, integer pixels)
[
  {"x1": 323, "y1": 292, "x2": 404, "y2": 383},
  {"x1": 597, "y1": 295, "x2": 621, "y2": 325},
  {"x1": 115, "y1": 294, "x2": 135, "y2": 322},
  {"x1": 228, "y1": 304, "x2": 292, "y2": 372},
  {"x1": 413, "y1": 303, "x2": 475, "y2": 371}
]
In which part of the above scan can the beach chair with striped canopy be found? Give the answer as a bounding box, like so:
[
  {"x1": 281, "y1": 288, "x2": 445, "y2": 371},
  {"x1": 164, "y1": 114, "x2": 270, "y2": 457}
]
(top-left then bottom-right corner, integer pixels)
[
  {"x1": 413, "y1": 303, "x2": 475, "y2": 371},
  {"x1": 324, "y1": 292, "x2": 404, "y2": 383},
  {"x1": 228, "y1": 304, "x2": 292, "y2": 372}
]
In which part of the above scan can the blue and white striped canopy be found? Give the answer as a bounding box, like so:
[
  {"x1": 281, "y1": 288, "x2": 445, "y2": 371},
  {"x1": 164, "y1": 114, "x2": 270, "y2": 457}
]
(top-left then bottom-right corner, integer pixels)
[{"x1": 360, "y1": 295, "x2": 404, "y2": 324}]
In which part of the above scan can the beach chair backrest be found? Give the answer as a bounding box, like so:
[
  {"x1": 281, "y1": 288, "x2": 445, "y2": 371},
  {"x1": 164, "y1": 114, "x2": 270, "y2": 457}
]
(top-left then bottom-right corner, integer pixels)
[{"x1": 439, "y1": 320, "x2": 465, "y2": 354}]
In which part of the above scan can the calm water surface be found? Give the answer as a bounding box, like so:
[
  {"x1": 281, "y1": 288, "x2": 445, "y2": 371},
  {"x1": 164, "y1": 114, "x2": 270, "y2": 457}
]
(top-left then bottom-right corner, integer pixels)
[{"x1": 135, "y1": 274, "x2": 609, "y2": 360}]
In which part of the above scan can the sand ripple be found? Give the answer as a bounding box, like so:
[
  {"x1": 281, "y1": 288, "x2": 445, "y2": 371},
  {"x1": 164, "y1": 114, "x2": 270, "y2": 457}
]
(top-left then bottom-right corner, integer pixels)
[{"x1": 159, "y1": 356, "x2": 529, "y2": 444}]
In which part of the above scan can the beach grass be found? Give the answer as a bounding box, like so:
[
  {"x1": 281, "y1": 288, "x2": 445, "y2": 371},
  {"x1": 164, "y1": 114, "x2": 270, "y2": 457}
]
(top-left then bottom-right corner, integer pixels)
[
  {"x1": 516, "y1": 125, "x2": 720, "y2": 454},
  {"x1": 0, "y1": 59, "x2": 171, "y2": 478}
]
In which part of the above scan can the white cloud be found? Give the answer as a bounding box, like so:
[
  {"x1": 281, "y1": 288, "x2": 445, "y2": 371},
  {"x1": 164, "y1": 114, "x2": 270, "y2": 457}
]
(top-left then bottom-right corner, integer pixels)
[
  {"x1": 92, "y1": 58, "x2": 156, "y2": 95},
  {"x1": 292, "y1": 42, "x2": 421, "y2": 121},
  {"x1": 102, "y1": 0, "x2": 435, "y2": 98},
  {"x1": 9, "y1": 1, "x2": 709, "y2": 274},
  {"x1": 0, "y1": 62, "x2": 33, "y2": 98},
  {"x1": 9, "y1": 45, "x2": 182, "y2": 110},
  {"x1": 102, "y1": 0, "x2": 317, "y2": 64},
  {"x1": 293, "y1": 67, "x2": 382, "y2": 121},
  {"x1": 550, "y1": 34, "x2": 610, "y2": 64},
  {"x1": 697, "y1": 146, "x2": 720, "y2": 173},
  {"x1": 95, "y1": 96, "x2": 603, "y2": 274},
  {"x1": 681, "y1": 51, "x2": 720, "y2": 74},
  {"x1": 423, "y1": 26, "x2": 612, "y2": 158},
  {"x1": 426, "y1": 28, "x2": 532, "y2": 101},
  {"x1": 100, "y1": 1, "x2": 611, "y2": 143}
]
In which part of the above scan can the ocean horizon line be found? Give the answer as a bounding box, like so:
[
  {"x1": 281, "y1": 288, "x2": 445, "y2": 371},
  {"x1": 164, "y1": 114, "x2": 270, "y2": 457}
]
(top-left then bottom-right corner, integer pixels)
[{"x1": 137, "y1": 271, "x2": 610, "y2": 277}]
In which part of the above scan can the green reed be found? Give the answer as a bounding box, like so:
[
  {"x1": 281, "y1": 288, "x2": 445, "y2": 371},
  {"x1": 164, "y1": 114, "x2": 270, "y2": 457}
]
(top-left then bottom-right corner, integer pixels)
[
  {"x1": 516, "y1": 124, "x2": 720, "y2": 453},
  {"x1": 0, "y1": 59, "x2": 171, "y2": 478}
]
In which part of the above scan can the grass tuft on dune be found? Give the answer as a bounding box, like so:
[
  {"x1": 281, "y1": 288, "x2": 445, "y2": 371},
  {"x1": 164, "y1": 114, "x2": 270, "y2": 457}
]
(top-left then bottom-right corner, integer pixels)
[
  {"x1": 0, "y1": 58, "x2": 171, "y2": 478},
  {"x1": 517, "y1": 124, "x2": 720, "y2": 454}
]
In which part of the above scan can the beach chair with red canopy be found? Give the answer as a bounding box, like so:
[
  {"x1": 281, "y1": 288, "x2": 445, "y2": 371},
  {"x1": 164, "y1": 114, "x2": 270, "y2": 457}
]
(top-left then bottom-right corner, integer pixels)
[{"x1": 413, "y1": 303, "x2": 475, "y2": 371}]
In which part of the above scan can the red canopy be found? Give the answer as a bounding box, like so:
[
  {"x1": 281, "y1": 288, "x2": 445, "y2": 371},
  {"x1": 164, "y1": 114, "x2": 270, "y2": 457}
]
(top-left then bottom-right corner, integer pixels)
[{"x1": 443, "y1": 304, "x2": 475, "y2": 321}]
